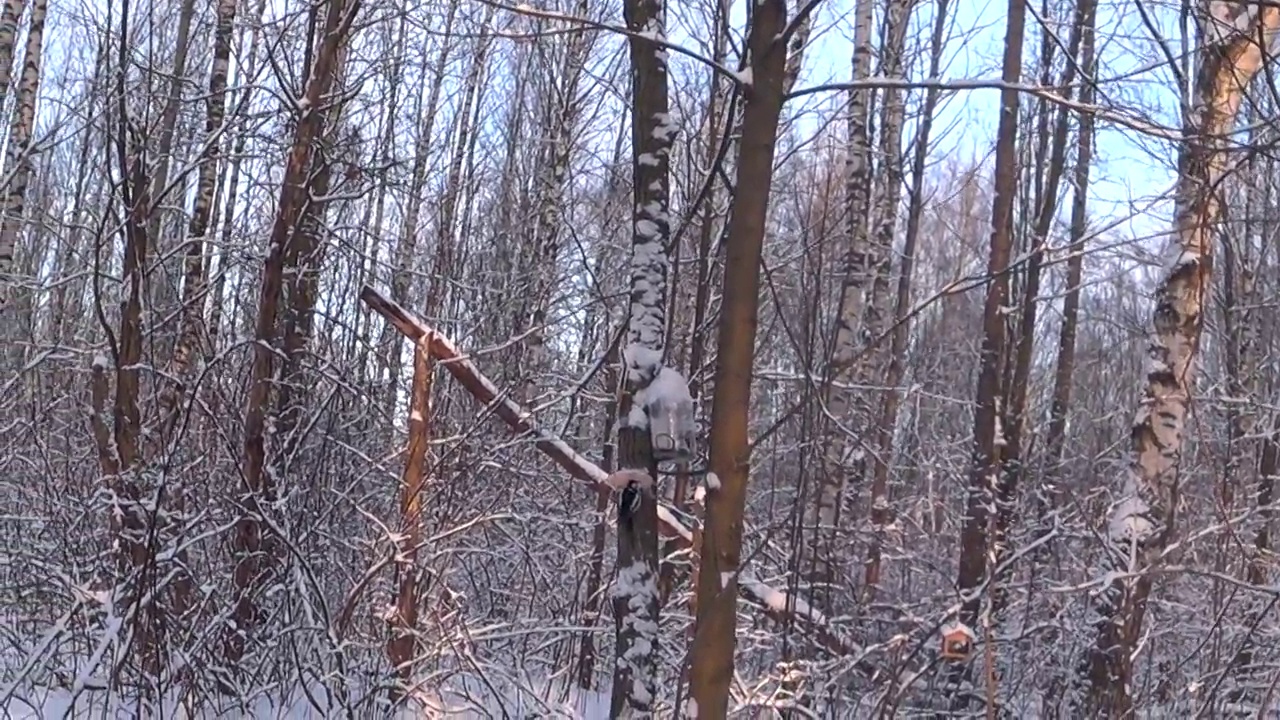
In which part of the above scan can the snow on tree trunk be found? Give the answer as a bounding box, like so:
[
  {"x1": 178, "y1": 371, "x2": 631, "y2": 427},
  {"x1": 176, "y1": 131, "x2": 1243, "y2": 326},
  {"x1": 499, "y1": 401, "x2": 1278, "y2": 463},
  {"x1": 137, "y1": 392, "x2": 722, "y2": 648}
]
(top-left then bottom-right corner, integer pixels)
[
  {"x1": 1074, "y1": 8, "x2": 1280, "y2": 714},
  {"x1": 610, "y1": 0, "x2": 670, "y2": 712},
  {"x1": 688, "y1": 0, "x2": 789, "y2": 714}
]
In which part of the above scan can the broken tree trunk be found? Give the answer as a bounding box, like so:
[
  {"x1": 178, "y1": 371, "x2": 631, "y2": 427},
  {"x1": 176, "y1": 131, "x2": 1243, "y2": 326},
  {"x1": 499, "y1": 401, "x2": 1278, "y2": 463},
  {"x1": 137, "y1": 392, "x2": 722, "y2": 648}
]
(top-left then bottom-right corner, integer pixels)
[
  {"x1": 358, "y1": 285, "x2": 873, "y2": 668},
  {"x1": 386, "y1": 336, "x2": 434, "y2": 691}
]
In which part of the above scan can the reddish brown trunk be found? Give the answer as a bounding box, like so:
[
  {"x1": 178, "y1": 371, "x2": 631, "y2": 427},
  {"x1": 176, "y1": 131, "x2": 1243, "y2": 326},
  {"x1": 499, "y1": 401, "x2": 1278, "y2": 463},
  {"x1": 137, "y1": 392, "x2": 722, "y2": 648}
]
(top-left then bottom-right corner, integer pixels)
[
  {"x1": 387, "y1": 337, "x2": 434, "y2": 689},
  {"x1": 228, "y1": 0, "x2": 358, "y2": 668},
  {"x1": 946, "y1": 0, "x2": 1024, "y2": 706},
  {"x1": 689, "y1": 1, "x2": 790, "y2": 713}
]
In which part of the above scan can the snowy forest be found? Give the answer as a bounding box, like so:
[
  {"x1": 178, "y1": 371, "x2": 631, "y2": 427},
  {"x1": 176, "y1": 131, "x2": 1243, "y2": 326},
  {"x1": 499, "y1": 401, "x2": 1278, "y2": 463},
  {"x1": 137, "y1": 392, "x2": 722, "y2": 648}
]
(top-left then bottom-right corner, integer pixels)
[{"x1": 2, "y1": 0, "x2": 1279, "y2": 716}]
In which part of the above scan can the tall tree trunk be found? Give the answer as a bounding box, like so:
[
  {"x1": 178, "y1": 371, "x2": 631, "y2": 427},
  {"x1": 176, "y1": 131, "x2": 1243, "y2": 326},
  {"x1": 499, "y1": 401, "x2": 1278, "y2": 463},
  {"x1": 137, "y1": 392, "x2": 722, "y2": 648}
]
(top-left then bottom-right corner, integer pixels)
[
  {"x1": 576, "y1": 338, "x2": 619, "y2": 690},
  {"x1": 521, "y1": 0, "x2": 593, "y2": 403},
  {"x1": 227, "y1": 0, "x2": 358, "y2": 671},
  {"x1": 859, "y1": 0, "x2": 916, "y2": 607},
  {"x1": 207, "y1": 0, "x2": 269, "y2": 353},
  {"x1": 0, "y1": 0, "x2": 45, "y2": 311},
  {"x1": 425, "y1": 8, "x2": 493, "y2": 325},
  {"x1": 945, "y1": 0, "x2": 1024, "y2": 707},
  {"x1": 148, "y1": 0, "x2": 237, "y2": 628},
  {"x1": 610, "y1": 0, "x2": 671, "y2": 712},
  {"x1": 380, "y1": 0, "x2": 458, "y2": 414},
  {"x1": 1074, "y1": 8, "x2": 1280, "y2": 714},
  {"x1": 991, "y1": 0, "x2": 1096, "y2": 617},
  {"x1": 145, "y1": 0, "x2": 195, "y2": 256},
  {"x1": 0, "y1": 0, "x2": 25, "y2": 117},
  {"x1": 688, "y1": 2, "x2": 790, "y2": 714},
  {"x1": 812, "y1": 0, "x2": 876, "y2": 609}
]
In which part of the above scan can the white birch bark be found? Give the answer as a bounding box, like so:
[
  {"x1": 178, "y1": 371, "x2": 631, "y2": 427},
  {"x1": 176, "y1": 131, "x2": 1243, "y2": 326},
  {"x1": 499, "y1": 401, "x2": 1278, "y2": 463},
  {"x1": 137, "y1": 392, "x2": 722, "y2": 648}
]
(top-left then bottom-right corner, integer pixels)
[{"x1": 0, "y1": 0, "x2": 45, "y2": 311}]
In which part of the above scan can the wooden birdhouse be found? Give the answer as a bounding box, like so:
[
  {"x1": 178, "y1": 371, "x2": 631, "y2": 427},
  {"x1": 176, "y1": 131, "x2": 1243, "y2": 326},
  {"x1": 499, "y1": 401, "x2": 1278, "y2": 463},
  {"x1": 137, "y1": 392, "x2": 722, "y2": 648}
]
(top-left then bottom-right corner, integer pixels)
[
  {"x1": 644, "y1": 367, "x2": 696, "y2": 462},
  {"x1": 940, "y1": 622, "x2": 975, "y2": 661}
]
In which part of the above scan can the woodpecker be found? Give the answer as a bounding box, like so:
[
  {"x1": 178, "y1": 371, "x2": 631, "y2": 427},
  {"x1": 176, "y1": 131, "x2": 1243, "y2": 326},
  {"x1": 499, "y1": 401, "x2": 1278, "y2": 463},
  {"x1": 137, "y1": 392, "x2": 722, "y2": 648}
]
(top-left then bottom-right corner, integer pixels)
[
  {"x1": 619, "y1": 480, "x2": 642, "y2": 522},
  {"x1": 604, "y1": 469, "x2": 654, "y2": 523}
]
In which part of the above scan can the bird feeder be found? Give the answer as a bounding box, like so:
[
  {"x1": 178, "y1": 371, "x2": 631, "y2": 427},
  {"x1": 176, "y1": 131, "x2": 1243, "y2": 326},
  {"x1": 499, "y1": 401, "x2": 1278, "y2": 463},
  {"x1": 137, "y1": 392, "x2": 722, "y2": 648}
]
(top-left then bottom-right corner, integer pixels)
[
  {"x1": 940, "y1": 622, "x2": 975, "y2": 662},
  {"x1": 644, "y1": 367, "x2": 696, "y2": 462}
]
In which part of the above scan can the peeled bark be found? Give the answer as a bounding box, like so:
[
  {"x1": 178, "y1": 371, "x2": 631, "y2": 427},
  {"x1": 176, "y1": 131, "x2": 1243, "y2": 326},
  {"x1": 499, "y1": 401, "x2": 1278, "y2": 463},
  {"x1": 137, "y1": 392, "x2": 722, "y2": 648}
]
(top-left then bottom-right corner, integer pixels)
[
  {"x1": 386, "y1": 336, "x2": 434, "y2": 689},
  {"x1": 689, "y1": 2, "x2": 790, "y2": 714},
  {"x1": 1076, "y1": 8, "x2": 1280, "y2": 714},
  {"x1": 362, "y1": 285, "x2": 876, "y2": 678}
]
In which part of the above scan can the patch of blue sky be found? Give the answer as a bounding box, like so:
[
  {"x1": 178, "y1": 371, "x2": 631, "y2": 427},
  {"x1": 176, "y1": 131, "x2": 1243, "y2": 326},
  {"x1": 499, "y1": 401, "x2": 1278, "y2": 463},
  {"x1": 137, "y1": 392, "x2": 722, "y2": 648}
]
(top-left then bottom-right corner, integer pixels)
[{"x1": 776, "y1": 0, "x2": 1187, "y2": 260}]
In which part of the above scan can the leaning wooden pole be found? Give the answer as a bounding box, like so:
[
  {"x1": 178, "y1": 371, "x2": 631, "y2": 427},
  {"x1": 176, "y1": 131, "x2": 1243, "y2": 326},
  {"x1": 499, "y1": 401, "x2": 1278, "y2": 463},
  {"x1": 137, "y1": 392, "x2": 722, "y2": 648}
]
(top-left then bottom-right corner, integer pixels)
[
  {"x1": 386, "y1": 335, "x2": 434, "y2": 691},
  {"x1": 1074, "y1": 7, "x2": 1280, "y2": 715},
  {"x1": 358, "y1": 284, "x2": 874, "y2": 669}
]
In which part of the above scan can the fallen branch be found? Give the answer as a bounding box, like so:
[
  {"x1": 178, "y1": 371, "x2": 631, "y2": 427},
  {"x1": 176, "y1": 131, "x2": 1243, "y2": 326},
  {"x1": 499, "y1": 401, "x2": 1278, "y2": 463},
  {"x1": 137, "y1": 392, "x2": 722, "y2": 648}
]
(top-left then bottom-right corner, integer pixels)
[{"x1": 360, "y1": 284, "x2": 873, "y2": 665}]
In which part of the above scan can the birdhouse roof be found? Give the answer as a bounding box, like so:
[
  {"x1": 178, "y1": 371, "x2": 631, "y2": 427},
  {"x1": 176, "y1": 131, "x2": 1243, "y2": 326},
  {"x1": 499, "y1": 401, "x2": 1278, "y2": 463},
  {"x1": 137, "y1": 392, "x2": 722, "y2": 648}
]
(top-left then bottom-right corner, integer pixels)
[{"x1": 941, "y1": 622, "x2": 976, "y2": 640}]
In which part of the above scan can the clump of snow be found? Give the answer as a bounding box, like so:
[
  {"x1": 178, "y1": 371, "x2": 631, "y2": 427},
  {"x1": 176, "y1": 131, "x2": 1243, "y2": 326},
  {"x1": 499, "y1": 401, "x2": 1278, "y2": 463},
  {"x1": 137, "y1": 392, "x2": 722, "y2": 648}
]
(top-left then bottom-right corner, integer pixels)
[
  {"x1": 623, "y1": 344, "x2": 663, "y2": 389},
  {"x1": 627, "y1": 365, "x2": 692, "y2": 432},
  {"x1": 685, "y1": 698, "x2": 699, "y2": 718},
  {"x1": 733, "y1": 67, "x2": 753, "y2": 86},
  {"x1": 604, "y1": 469, "x2": 654, "y2": 491},
  {"x1": 941, "y1": 621, "x2": 976, "y2": 641},
  {"x1": 652, "y1": 112, "x2": 678, "y2": 142},
  {"x1": 91, "y1": 355, "x2": 109, "y2": 371},
  {"x1": 1161, "y1": 237, "x2": 1201, "y2": 275},
  {"x1": 739, "y1": 578, "x2": 828, "y2": 626},
  {"x1": 645, "y1": 366, "x2": 692, "y2": 406},
  {"x1": 1109, "y1": 495, "x2": 1156, "y2": 545},
  {"x1": 706, "y1": 472, "x2": 720, "y2": 490}
]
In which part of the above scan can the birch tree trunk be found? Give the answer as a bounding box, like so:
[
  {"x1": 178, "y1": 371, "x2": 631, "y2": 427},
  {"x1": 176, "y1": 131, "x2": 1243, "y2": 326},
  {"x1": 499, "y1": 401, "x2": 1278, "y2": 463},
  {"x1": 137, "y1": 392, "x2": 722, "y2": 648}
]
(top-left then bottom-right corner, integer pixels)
[
  {"x1": 610, "y1": 0, "x2": 671, "y2": 712},
  {"x1": 0, "y1": 0, "x2": 45, "y2": 311},
  {"x1": 1075, "y1": 7, "x2": 1280, "y2": 714},
  {"x1": 0, "y1": 0, "x2": 25, "y2": 118},
  {"x1": 813, "y1": 0, "x2": 876, "y2": 607},
  {"x1": 208, "y1": 0, "x2": 269, "y2": 353},
  {"x1": 689, "y1": 2, "x2": 789, "y2": 713},
  {"x1": 859, "y1": 0, "x2": 915, "y2": 607}
]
